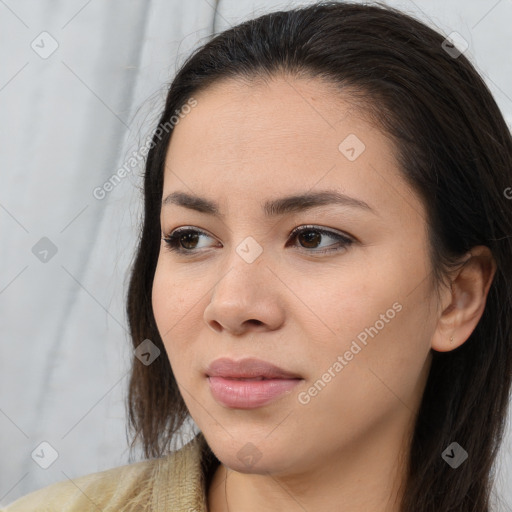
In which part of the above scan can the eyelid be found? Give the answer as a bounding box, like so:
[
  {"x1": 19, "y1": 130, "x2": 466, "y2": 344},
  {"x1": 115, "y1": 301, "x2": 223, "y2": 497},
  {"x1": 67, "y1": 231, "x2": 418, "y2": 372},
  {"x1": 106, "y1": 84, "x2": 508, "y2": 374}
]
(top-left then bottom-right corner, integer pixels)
[
  {"x1": 162, "y1": 224, "x2": 355, "y2": 256},
  {"x1": 162, "y1": 226, "x2": 220, "y2": 250},
  {"x1": 288, "y1": 224, "x2": 354, "y2": 242},
  {"x1": 161, "y1": 225, "x2": 215, "y2": 247},
  {"x1": 163, "y1": 224, "x2": 354, "y2": 241}
]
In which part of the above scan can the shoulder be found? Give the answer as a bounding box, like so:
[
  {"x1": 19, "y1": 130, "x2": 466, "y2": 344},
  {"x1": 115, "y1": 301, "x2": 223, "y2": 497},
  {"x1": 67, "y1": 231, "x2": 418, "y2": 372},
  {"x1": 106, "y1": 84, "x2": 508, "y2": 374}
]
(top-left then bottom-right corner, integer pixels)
[
  {"x1": 1, "y1": 457, "x2": 157, "y2": 512},
  {"x1": 1, "y1": 434, "x2": 210, "y2": 512}
]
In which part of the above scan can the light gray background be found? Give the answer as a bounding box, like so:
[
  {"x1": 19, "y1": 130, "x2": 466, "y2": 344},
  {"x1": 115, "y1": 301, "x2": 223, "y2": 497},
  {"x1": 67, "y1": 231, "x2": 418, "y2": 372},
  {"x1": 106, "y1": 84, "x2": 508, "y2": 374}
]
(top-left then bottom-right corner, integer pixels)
[{"x1": 1, "y1": 0, "x2": 511, "y2": 507}]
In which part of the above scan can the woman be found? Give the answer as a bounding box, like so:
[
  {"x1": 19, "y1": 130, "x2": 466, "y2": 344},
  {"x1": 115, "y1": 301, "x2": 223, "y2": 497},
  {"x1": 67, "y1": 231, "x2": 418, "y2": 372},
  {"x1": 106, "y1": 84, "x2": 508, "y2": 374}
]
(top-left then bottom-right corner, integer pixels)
[{"x1": 4, "y1": 2, "x2": 512, "y2": 511}]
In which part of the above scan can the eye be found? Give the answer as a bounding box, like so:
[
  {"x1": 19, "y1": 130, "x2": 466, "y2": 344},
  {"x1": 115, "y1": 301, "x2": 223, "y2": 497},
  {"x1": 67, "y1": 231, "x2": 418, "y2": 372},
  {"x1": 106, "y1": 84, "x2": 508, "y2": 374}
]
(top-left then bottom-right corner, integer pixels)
[
  {"x1": 162, "y1": 225, "x2": 354, "y2": 255},
  {"x1": 287, "y1": 225, "x2": 354, "y2": 254},
  {"x1": 162, "y1": 227, "x2": 219, "y2": 254}
]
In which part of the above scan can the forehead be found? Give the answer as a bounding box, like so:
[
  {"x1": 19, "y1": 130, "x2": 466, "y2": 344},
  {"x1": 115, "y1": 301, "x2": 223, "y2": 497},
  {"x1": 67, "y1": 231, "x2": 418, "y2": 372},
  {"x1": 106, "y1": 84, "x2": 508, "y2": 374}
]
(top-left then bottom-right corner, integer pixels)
[{"x1": 162, "y1": 76, "x2": 422, "y2": 221}]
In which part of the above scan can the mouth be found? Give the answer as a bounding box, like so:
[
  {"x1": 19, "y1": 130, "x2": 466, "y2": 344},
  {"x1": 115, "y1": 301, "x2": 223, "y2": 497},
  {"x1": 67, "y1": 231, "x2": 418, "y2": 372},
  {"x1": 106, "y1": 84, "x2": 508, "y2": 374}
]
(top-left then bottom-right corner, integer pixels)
[
  {"x1": 207, "y1": 376, "x2": 302, "y2": 409},
  {"x1": 206, "y1": 357, "x2": 303, "y2": 409},
  {"x1": 221, "y1": 376, "x2": 277, "y2": 380},
  {"x1": 206, "y1": 356, "x2": 301, "y2": 379}
]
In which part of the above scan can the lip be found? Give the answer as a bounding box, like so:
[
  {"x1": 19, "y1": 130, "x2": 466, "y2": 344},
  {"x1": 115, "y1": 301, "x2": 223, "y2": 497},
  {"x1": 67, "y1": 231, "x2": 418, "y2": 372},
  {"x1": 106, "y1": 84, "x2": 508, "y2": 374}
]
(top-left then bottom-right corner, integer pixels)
[
  {"x1": 206, "y1": 357, "x2": 302, "y2": 409},
  {"x1": 206, "y1": 357, "x2": 301, "y2": 379}
]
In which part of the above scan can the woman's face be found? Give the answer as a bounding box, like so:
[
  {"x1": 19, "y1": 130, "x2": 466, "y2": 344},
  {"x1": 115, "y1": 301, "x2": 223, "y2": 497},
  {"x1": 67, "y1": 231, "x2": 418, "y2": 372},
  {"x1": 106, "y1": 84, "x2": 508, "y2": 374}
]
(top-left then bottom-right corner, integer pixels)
[{"x1": 152, "y1": 76, "x2": 440, "y2": 476}]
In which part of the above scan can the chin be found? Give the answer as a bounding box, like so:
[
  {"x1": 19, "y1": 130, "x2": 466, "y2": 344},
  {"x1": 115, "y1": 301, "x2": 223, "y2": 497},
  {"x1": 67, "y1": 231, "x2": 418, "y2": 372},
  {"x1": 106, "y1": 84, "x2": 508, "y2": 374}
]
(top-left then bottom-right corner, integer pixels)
[{"x1": 205, "y1": 433, "x2": 297, "y2": 475}]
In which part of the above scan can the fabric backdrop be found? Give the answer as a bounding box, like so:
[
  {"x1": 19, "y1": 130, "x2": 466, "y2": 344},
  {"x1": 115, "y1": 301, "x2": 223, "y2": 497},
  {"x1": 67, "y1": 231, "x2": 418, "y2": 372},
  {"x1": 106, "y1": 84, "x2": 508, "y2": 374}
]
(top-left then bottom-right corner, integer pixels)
[{"x1": 1, "y1": 0, "x2": 511, "y2": 506}]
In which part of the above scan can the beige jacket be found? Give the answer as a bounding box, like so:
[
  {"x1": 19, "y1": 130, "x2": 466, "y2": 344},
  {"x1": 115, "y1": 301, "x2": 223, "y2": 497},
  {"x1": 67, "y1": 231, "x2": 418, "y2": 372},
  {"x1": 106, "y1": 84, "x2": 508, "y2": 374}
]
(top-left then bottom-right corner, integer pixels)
[{"x1": 2, "y1": 433, "x2": 218, "y2": 511}]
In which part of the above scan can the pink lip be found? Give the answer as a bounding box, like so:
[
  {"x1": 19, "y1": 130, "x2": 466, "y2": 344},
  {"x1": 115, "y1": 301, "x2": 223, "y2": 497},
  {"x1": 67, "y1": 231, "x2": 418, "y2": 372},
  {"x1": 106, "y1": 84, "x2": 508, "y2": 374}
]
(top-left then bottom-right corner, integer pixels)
[
  {"x1": 206, "y1": 357, "x2": 301, "y2": 379},
  {"x1": 206, "y1": 358, "x2": 302, "y2": 409}
]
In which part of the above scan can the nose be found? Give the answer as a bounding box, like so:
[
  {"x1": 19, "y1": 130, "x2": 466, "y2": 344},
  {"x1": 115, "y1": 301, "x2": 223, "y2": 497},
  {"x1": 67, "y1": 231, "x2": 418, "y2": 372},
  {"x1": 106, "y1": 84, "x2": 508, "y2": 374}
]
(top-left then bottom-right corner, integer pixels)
[{"x1": 203, "y1": 251, "x2": 286, "y2": 336}]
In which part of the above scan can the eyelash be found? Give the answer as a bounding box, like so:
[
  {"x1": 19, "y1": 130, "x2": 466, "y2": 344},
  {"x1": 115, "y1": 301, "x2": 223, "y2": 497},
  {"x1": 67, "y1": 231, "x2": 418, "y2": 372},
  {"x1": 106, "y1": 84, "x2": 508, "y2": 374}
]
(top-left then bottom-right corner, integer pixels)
[{"x1": 161, "y1": 225, "x2": 354, "y2": 256}]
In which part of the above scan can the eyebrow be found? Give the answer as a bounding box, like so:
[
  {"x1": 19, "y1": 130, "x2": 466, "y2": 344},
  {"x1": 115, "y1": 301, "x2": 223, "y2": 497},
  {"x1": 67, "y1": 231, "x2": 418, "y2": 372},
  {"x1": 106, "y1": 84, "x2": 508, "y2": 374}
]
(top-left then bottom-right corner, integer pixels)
[{"x1": 161, "y1": 190, "x2": 376, "y2": 218}]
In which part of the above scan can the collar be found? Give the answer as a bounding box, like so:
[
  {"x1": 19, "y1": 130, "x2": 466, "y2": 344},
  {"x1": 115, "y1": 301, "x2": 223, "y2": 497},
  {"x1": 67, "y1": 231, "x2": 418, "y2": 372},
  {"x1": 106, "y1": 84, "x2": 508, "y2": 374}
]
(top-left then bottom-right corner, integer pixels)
[{"x1": 153, "y1": 432, "x2": 220, "y2": 511}]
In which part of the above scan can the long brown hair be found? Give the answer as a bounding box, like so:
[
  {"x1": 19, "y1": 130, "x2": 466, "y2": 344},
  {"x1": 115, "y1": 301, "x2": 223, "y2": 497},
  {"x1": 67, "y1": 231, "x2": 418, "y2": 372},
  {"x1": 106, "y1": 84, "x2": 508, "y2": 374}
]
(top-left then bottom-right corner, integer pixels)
[{"x1": 125, "y1": 3, "x2": 512, "y2": 510}]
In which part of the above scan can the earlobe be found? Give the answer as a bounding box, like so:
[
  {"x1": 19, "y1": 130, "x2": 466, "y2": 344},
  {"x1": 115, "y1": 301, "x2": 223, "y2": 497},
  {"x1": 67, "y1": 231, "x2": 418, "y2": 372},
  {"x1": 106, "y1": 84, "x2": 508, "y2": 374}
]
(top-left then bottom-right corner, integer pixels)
[{"x1": 431, "y1": 246, "x2": 496, "y2": 353}]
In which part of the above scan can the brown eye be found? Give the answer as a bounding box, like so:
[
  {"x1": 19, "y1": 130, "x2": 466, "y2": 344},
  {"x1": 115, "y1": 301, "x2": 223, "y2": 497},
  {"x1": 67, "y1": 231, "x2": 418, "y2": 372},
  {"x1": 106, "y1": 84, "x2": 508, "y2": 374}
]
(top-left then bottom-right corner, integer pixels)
[
  {"x1": 162, "y1": 225, "x2": 354, "y2": 256},
  {"x1": 288, "y1": 225, "x2": 354, "y2": 254},
  {"x1": 162, "y1": 228, "x2": 216, "y2": 253},
  {"x1": 297, "y1": 229, "x2": 323, "y2": 249},
  {"x1": 179, "y1": 231, "x2": 200, "y2": 250}
]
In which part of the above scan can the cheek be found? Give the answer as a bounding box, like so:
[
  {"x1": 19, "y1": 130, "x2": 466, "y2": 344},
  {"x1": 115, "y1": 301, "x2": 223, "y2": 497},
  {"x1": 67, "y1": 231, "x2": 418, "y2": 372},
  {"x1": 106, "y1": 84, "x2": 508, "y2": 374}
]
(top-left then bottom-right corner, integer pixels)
[
  {"x1": 152, "y1": 263, "x2": 175, "y2": 336},
  {"x1": 151, "y1": 261, "x2": 204, "y2": 363},
  {"x1": 293, "y1": 284, "x2": 433, "y2": 448},
  {"x1": 296, "y1": 248, "x2": 434, "y2": 391}
]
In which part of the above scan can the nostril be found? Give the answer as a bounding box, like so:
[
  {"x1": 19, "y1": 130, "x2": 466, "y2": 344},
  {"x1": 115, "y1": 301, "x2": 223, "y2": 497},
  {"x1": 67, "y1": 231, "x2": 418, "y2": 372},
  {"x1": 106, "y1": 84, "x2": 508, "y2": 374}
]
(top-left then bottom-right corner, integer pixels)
[{"x1": 206, "y1": 319, "x2": 223, "y2": 333}]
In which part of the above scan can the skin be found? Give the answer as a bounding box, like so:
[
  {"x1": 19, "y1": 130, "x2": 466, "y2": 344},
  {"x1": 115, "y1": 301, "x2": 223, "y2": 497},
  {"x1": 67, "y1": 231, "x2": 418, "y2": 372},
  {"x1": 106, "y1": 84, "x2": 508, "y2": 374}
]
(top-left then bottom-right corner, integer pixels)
[{"x1": 151, "y1": 75, "x2": 496, "y2": 512}]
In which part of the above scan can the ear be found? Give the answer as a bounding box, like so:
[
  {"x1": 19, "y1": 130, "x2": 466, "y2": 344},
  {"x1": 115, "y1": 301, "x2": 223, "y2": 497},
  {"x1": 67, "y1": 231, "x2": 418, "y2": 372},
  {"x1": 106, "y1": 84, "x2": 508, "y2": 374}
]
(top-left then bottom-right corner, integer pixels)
[{"x1": 431, "y1": 245, "x2": 496, "y2": 352}]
